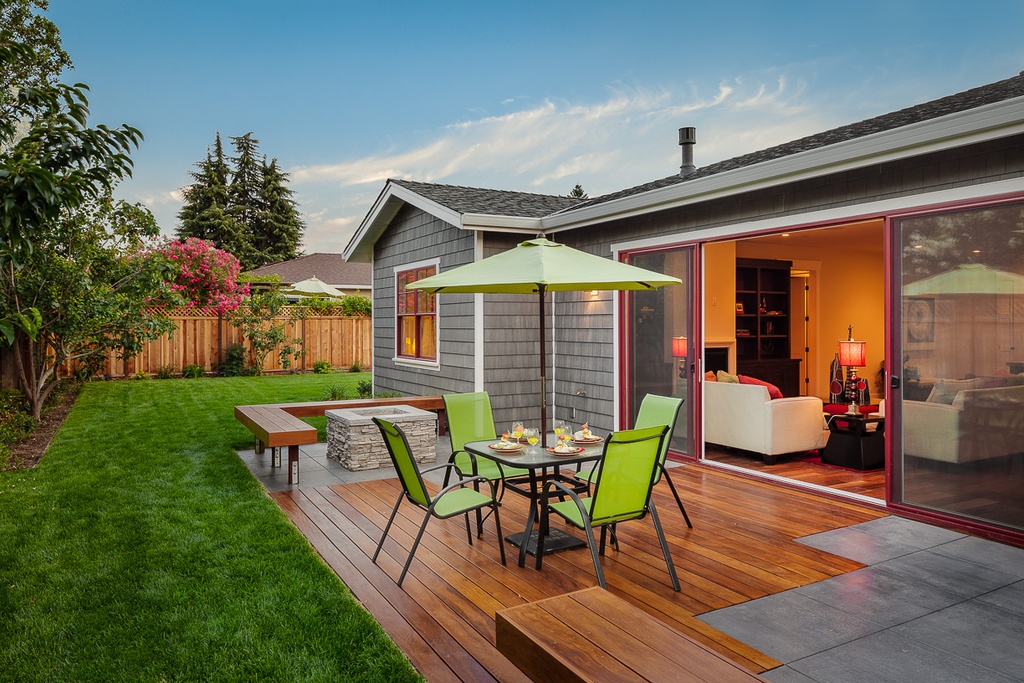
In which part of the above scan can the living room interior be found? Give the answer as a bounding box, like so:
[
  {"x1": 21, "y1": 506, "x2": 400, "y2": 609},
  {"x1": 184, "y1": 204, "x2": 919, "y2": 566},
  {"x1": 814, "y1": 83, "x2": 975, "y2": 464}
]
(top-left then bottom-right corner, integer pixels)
[{"x1": 700, "y1": 219, "x2": 887, "y2": 500}]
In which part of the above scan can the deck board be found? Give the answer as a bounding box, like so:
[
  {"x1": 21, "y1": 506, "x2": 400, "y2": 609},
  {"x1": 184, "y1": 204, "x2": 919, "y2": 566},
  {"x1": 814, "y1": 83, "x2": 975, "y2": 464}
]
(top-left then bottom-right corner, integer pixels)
[{"x1": 272, "y1": 464, "x2": 885, "y2": 681}]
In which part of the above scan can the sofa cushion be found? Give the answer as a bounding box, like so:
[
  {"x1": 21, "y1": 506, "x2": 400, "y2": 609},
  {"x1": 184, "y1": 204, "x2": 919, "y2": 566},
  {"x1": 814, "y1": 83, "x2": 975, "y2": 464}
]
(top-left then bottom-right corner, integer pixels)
[
  {"x1": 717, "y1": 370, "x2": 740, "y2": 383},
  {"x1": 704, "y1": 371, "x2": 717, "y2": 381},
  {"x1": 926, "y1": 378, "x2": 985, "y2": 404},
  {"x1": 739, "y1": 374, "x2": 783, "y2": 399}
]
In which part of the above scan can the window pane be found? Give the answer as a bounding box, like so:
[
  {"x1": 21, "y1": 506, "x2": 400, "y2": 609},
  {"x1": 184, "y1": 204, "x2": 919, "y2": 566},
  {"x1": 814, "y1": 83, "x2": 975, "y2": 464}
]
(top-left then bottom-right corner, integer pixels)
[
  {"x1": 400, "y1": 316, "x2": 417, "y2": 357},
  {"x1": 419, "y1": 315, "x2": 437, "y2": 360},
  {"x1": 898, "y1": 201, "x2": 1024, "y2": 532}
]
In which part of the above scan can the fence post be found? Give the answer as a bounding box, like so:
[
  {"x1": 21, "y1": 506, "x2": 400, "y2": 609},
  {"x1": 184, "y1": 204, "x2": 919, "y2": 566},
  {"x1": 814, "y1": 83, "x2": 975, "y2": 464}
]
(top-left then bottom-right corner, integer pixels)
[
  {"x1": 218, "y1": 311, "x2": 224, "y2": 372},
  {"x1": 301, "y1": 316, "x2": 307, "y2": 373}
]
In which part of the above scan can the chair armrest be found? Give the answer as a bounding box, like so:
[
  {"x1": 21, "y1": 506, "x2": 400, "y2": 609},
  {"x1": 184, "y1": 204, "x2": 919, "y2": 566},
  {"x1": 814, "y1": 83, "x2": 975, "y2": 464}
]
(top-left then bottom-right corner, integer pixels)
[
  {"x1": 540, "y1": 479, "x2": 589, "y2": 527},
  {"x1": 430, "y1": 470, "x2": 496, "y2": 500}
]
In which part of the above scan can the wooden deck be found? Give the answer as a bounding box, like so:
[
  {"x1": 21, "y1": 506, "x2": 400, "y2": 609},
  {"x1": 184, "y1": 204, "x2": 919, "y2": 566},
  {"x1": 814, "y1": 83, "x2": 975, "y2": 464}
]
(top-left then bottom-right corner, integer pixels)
[{"x1": 273, "y1": 464, "x2": 886, "y2": 682}]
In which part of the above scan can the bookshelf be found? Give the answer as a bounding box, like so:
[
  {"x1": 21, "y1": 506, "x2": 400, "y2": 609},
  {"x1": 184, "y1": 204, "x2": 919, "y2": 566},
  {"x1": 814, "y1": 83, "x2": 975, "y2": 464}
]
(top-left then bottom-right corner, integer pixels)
[{"x1": 735, "y1": 258, "x2": 801, "y2": 396}]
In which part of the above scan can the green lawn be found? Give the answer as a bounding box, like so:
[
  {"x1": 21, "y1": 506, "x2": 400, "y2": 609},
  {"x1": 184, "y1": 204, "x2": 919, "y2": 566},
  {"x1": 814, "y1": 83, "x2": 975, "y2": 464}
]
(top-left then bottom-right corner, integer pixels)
[{"x1": 0, "y1": 374, "x2": 423, "y2": 682}]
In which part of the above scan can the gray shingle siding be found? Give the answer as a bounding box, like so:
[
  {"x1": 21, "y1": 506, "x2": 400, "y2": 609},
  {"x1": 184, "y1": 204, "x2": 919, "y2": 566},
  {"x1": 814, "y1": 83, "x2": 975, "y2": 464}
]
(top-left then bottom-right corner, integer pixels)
[{"x1": 373, "y1": 204, "x2": 477, "y2": 398}]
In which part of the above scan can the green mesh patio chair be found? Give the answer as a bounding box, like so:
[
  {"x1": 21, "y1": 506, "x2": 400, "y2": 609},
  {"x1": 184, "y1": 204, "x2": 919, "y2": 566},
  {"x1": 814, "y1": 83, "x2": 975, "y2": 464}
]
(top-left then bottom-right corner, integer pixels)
[
  {"x1": 532, "y1": 425, "x2": 680, "y2": 590},
  {"x1": 442, "y1": 392, "x2": 529, "y2": 534},
  {"x1": 575, "y1": 394, "x2": 692, "y2": 528},
  {"x1": 371, "y1": 417, "x2": 506, "y2": 587}
]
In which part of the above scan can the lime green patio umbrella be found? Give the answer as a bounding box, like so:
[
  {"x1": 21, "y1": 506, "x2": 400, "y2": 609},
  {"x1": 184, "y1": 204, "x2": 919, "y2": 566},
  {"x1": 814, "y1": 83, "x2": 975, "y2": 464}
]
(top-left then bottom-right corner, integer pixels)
[{"x1": 406, "y1": 238, "x2": 681, "y2": 444}]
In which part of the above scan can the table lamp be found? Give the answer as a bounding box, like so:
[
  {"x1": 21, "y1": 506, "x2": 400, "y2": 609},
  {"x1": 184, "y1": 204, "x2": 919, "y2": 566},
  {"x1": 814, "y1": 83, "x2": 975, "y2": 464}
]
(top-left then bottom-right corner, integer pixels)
[
  {"x1": 837, "y1": 325, "x2": 867, "y2": 412},
  {"x1": 672, "y1": 336, "x2": 688, "y2": 379}
]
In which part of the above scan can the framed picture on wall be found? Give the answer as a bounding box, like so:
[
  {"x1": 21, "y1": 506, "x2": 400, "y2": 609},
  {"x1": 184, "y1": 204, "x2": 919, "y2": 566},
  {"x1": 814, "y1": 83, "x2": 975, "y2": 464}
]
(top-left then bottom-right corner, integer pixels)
[{"x1": 905, "y1": 297, "x2": 935, "y2": 348}]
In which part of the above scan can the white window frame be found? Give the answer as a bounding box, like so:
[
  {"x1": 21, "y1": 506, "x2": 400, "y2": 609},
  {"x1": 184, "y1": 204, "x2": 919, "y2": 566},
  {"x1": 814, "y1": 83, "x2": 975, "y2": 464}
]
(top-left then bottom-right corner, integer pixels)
[{"x1": 393, "y1": 257, "x2": 441, "y2": 370}]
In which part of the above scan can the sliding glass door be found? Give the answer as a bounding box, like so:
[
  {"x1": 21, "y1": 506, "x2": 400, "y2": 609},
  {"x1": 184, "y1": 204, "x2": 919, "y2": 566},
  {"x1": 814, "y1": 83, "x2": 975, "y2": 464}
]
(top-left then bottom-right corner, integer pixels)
[
  {"x1": 894, "y1": 199, "x2": 1024, "y2": 532},
  {"x1": 625, "y1": 246, "x2": 696, "y2": 458}
]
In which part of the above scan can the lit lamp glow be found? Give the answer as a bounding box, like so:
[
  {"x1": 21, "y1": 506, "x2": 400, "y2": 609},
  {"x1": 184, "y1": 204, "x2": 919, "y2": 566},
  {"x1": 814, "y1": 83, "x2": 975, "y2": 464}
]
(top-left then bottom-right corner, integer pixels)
[
  {"x1": 838, "y1": 325, "x2": 867, "y2": 410},
  {"x1": 672, "y1": 336, "x2": 688, "y2": 379}
]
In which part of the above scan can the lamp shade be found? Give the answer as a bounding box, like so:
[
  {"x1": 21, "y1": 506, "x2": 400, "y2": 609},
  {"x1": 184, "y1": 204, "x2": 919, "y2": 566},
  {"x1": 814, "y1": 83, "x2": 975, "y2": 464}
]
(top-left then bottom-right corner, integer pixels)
[
  {"x1": 838, "y1": 339, "x2": 866, "y2": 367},
  {"x1": 672, "y1": 336, "x2": 688, "y2": 358}
]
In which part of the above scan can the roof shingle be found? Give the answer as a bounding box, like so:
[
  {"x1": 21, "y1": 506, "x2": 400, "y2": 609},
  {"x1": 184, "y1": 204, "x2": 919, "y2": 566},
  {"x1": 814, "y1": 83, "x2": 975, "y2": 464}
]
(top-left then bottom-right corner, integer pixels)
[
  {"x1": 246, "y1": 253, "x2": 372, "y2": 287},
  {"x1": 392, "y1": 179, "x2": 583, "y2": 218}
]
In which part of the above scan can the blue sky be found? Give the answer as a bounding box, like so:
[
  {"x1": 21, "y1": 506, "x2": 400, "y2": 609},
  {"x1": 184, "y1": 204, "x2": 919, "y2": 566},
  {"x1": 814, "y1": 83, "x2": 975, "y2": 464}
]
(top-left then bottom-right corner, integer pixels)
[{"x1": 47, "y1": 0, "x2": 1024, "y2": 254}]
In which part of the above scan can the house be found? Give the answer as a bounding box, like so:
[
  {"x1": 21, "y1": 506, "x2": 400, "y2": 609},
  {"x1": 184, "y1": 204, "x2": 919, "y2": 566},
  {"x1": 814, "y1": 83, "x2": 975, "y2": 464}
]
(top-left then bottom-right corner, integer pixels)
[
  {"x1": 344, "y1": 71, "x2": 1024, "y2": 545},
  {"x1": 246, "y1": 253, "x2": 372, "y2": 296}
]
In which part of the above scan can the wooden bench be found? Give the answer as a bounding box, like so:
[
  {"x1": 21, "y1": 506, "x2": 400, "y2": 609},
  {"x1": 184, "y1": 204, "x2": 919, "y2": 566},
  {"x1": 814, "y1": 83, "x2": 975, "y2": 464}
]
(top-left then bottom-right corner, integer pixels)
[
  {"x1": 496, "y1": 587, "x2": 768, "y2": 683},
  {"x1": 234, "y1": 396, "x2": 446, "y2": 485}
]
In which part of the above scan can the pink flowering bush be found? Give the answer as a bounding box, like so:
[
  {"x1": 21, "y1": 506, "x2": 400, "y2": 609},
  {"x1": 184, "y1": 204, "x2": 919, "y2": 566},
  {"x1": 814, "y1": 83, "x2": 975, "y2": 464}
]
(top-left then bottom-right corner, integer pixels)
[{"x1": 156, "y1": 238, "x2": 249, "y2": 313}]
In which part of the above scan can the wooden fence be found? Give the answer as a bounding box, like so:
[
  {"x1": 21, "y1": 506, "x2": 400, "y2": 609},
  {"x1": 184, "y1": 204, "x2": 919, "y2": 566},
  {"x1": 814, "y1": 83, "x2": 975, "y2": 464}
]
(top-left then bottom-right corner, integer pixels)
[{"x1": 0, "y1": 307, "x2": 372, "y2": 386}]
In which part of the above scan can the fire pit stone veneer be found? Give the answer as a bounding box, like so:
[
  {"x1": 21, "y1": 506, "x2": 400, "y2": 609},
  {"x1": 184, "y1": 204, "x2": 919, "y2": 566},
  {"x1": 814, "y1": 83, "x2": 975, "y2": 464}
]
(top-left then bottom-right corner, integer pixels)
[{"x1": 326, "y1": 405, "x2": 437, "y2": 470}]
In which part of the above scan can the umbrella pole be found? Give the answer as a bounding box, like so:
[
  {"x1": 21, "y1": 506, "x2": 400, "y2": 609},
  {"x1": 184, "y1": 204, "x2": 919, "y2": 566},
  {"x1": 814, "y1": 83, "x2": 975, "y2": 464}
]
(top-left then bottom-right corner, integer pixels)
[{"x1": 538, "y1": 285, "x2": 548, "y2": 447}]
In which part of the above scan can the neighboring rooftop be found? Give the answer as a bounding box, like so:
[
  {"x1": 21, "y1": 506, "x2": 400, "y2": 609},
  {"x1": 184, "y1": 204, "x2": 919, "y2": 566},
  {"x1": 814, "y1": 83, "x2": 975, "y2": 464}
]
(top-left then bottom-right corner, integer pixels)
[{"x1": 246, "y1": 253, "x2": 372, "y2": 287}]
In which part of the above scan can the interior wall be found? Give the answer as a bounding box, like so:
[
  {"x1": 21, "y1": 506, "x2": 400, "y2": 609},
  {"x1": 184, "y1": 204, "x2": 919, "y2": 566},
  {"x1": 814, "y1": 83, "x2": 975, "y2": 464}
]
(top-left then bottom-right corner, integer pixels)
[
  {"x1": 703, "y1": 241, "x2": 737, "y2": 347},
  {"x1": 735, "y1": 240, "x2": 885, "y2": 399}
]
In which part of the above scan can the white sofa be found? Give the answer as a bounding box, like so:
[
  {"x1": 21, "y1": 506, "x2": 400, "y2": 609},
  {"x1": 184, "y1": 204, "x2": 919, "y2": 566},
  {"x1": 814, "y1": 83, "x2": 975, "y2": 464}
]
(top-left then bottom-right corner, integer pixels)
[
  {"x1": 903, "y1": 383, "x2": 1024, "y2": 464},
  {"x1": 704, "y1": 380, "x2": 827, "y2": 464}
]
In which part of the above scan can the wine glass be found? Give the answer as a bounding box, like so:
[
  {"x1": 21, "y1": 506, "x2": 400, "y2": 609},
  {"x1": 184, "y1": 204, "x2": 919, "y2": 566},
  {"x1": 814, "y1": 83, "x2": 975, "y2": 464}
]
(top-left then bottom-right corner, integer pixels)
[
  {"x1": 511, "y1": 421, "x2": 524, "y2": 443},
  {"x1": 554, "y1": 419, "x2": 567, "y2": 441},
  {"x1": 524, "y1": 428, "x2": 540, "y2": 453}
]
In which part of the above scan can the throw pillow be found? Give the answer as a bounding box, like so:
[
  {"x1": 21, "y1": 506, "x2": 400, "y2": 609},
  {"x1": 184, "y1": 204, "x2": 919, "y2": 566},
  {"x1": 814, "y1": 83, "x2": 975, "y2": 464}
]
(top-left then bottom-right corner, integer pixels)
[
  {"x1": 704, "y1": 371, "x2": 717, "y2": 381},
  {"x1": 716, "y1": 370, "x2": 740, "y2": 384},
  {"x1": 738, "y1": 374, "x2": 784, "y2": 399},
  {"x1": 925, "y1": 378, "x2": 985, "y2": 404}
]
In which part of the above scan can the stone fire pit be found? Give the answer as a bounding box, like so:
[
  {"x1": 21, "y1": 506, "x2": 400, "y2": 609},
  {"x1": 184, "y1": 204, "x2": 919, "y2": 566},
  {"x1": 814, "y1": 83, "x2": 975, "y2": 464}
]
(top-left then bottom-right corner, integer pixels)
[{"x1": 326, "y1": 404, "x2": 437, "y2": 470}]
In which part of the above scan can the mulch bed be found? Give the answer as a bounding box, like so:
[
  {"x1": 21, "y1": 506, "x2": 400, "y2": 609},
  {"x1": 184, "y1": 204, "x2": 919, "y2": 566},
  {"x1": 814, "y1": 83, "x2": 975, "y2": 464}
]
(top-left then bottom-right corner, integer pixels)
[{"x1": 5, "y1": 385, "x2": 79, "y2": 470}]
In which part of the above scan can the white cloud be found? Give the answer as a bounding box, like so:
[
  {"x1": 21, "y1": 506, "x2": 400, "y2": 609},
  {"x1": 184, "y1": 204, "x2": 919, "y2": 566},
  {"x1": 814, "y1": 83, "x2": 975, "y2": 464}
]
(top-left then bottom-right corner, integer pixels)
[{"x1": 290, "y1": 72, "x2": 840, "y2": 252}]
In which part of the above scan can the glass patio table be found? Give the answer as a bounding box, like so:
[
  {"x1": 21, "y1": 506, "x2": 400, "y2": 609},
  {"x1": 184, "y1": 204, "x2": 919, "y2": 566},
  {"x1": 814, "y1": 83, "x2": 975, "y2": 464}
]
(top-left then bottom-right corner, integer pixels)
[{"x1": 463, "y1": 438, "x2": 604, "y2": 567}]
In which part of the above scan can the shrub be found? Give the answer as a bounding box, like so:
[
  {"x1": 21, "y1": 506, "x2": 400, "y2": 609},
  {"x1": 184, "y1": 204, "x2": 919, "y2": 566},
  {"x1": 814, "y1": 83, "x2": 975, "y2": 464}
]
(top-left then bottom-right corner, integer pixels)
[
  {"x1": 337, "y1": 294, "x2": 372, "y2": 317},
  {"x1": 155, "y1": 364, "x2": 177, "y2": 380},
  {"x1": 72, "y1": 354, "x2": 108, "y2": 382},
  {"x1": 0, "y1": 389, "x2": 35, "y2": 446},
  {"x1": 356, "y1": 379, "x2": 372, "y2": 399},
  {"x1": 312, "y1": 360, "x2": 332, "y2": 374},
  {"x1": 182, "y1": 364, "x2": 205, "y2": 379},
  {"x1": 321, "y1": 383, "x2": 350, "y2": 400},
  {"x1": 131, "y1": 371, "x2": 148, "y2": 380},
  {"x1": 348, "y1": 360, "x2": 364, "y2": 373},
  {"x1": 220, "y1": 343, "x2": 248, "y2": 377}
]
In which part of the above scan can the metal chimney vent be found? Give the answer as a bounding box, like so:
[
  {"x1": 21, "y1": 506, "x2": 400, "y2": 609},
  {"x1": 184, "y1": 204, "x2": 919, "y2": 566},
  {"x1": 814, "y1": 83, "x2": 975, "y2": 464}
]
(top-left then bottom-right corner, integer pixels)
[{"x1": 678, "y1": 127, "x2": 696, "y2": 177}]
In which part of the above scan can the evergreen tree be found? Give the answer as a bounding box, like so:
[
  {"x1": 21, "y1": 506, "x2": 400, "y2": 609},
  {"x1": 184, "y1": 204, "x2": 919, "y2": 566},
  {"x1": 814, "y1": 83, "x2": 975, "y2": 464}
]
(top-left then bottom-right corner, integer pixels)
[
  {"x1": 177, "y1": 133, "x2": 231, "y2": 242},
  {"x1": 177, "y1": 132, "x2": 304, "y2": 271},
  {"x1": 255, "y1": 158, "x2": 303, "y2": 265},
  {"x1": 226, "y1": 132, "x2": 262, "y2": 240},
  {"x1": 569, "y1": 183, "x2": 588, "y2": 199}
]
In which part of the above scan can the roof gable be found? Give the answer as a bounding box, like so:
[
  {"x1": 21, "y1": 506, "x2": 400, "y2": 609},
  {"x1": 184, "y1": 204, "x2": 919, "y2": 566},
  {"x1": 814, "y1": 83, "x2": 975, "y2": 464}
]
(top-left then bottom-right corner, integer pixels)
[{"x1": 391, "y1": 179, "x2": 582, "y2": 218}]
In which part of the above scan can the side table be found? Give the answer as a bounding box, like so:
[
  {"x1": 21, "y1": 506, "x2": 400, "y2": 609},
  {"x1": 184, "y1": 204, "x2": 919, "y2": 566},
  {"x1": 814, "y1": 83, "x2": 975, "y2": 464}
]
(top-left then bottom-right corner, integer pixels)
[{"x1": 821, "y1": 414, "x2": 884, "y2": 470}]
